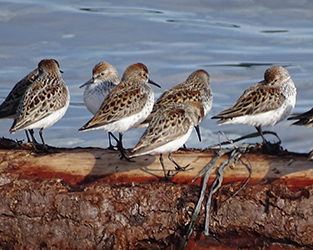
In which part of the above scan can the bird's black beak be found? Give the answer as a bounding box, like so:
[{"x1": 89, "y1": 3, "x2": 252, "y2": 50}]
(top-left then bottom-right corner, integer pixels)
[
  {"x1": 148, "y1": 79, "x2": 161, "y2": 88},
  {"x1": 194, "y1": 125, "x2": 202, "y2": 142},
  {"x1": 79, "y1": 78, "x2": 94, "y2": 88}
]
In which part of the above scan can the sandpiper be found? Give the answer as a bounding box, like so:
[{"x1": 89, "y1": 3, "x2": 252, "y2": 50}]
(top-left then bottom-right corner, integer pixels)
[
  {"x1": 140, "y1": 69, "x2": 212, "y2": 142},
  {"x1": 212, "y1": 66, "x2": 296, "y2": 154},
  {"x1": 288, "y1": 108, "x2": 313, "y2": 127},
  {"x1": 79, "y1": 62, "x2": 160, "y2": 160},
  {"x1": 10, "y1": 59, "x2": 70, "y2": 150},
  {"x1": 80, "y1": 62, "x2": 120, "y2": 149},
  {"x1": 130, "y1": 101, "x2": 204, "y2": 178}
]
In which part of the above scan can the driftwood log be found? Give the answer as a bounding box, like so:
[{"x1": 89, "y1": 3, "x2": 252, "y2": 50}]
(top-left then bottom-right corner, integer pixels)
[{"x1": 0, "y1": 138, "x2": 313, "y2": 249}]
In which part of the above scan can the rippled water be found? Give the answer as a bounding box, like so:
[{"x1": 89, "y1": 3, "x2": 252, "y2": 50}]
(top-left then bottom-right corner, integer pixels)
[{"x1": 1, "y1": 0, "x2": 313, "y2": 153}]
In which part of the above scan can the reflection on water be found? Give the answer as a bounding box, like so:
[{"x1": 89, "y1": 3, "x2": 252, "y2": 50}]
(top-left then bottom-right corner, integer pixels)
[
  {"x1": 79, "y1": 7, "x2": 164, "y2": 14},
  {"x1": 204, "y1": 63, "x2": 274, "y2": 68},
  {"x1": 0, "y1": 0, "x2": 313, "y2": 153},
  {"x1": 261, "y1": 30, "x2": 289, "y2": 33}
]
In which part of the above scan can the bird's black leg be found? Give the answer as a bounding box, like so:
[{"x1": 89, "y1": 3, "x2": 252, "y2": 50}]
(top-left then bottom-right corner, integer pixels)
[
  {"x1": 39, "y1": 128, "x2": 46, "y2": 148},
  {"x1": 107, "y1": 132, "x2": 117, "y2": 150},
  {"x1": 255, "y1": 126, "x2": 281, "y2": 155},
  {"x1": 25, "y1": 130, "x2": 31, "y2": 143},
  {"x1": 168, "y1": 152, "x2": 190, "y2": 171},
  {"x1": 159, "y1": 153, "x2": 172, "y2": 180},
  {"x1": 115, "y1": 133, "x2": 133, "y2": 161},
  {"x1": 28, "y1": 129, "x2": 41, "y2": 152},
  {"x1": 255, "y1": 126, "x2": 268, "y2": 144},
  {"x1": 28, "y1": 129, "x2": 38, "y2": 144}
]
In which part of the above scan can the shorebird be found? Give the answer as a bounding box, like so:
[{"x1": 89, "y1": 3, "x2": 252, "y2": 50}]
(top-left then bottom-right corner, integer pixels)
[
  {"x1": 79, "y1": 62, "x2": 160, "y2": 160},
  {"x1": 288, "y1": 108, "x2": 313, "y2": 127},
  {"x1": 139, "y1": 69, "x2": 212, "y2": 142},
  {"x1": 80, "y1": 62, "x2": 120, "y2": 149},
  {"x1": 130, "y1": 101, "x2": 204, "y2": 178},
  {"x1": 212, "y1": 66, "x2": 296, "y2": 154},
  {"x1": 10, "y1": 59, "x2": 70, "y2": 150}
]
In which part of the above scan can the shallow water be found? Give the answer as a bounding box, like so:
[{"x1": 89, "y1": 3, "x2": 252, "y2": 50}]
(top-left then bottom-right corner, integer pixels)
[{"x1": 1, "y1": 0, "x2": 313, "y2": 153}]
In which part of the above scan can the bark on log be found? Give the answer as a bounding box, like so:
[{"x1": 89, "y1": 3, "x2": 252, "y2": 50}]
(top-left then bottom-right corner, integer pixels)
[{"x1": 0, "y1": 138, "x2": 313, "y2": 249}]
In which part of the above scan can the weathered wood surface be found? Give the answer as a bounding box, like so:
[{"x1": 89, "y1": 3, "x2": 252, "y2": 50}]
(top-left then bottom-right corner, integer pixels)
[{"x1": 0, "y1": 138, "x2": 313, "y2": 249}]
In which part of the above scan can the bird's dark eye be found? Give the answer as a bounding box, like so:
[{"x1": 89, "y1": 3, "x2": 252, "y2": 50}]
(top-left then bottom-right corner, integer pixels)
[{"x1": 101, "y1": 72, "x2": 105, "y2": 76}]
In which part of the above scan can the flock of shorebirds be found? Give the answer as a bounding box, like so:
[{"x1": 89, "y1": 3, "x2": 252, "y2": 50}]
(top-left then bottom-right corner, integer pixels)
[{"x1": 0, "y1": 59, "x2": 312, "y2": 177}]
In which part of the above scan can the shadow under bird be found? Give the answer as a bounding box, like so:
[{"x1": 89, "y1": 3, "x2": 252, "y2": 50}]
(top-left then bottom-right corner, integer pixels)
[
  {"x1": 9, "y1": 59, "x2": 70, "y2": 150},
  {"x1": 79, "y1": 62, "x2": 161, "y2": 160},
  {"x1": 212, "y1": 66, "x2": 296, "y2": 154},
  {"x1": 129, "y1": 101, "x2": 204, "y2": 179},
  {"x1": 80, "y1": 62, "x2": 120, "y2": 150}
]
